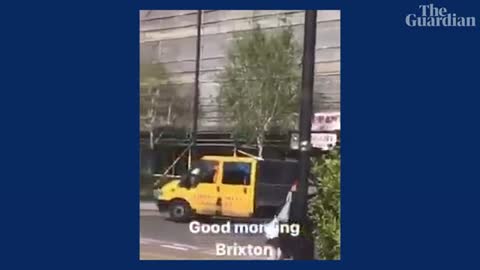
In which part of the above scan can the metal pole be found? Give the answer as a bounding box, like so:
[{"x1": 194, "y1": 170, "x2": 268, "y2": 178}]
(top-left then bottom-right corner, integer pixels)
[
  {"x1": 292, "y1": 10, "x2": 317, "y2": 260},
  {"x1": 192, "y1": 10, "x2": 202, "y2": 164}
]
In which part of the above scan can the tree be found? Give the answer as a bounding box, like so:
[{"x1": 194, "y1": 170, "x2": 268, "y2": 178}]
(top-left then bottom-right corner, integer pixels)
[
  {"x1": 140, "y1": 63, "x2": 191, "y2": 148},
  {"x1": 217, "y1": 25, "x2": 301, "y2": 157},
  {"x1": 309, "y1": 149, "x2": 341, "y2": 260}
]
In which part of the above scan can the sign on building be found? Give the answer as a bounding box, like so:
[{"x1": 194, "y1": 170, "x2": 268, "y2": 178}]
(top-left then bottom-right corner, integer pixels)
[
  {"x1": 311, "y1": 133, "x2": 338, "y2": 150},
  {"x1": 312, "y1": 112, "x2": 340, "y2": 132},
  {"x1": 290, "y1": 112, "x2": 340, "y2": 151}
]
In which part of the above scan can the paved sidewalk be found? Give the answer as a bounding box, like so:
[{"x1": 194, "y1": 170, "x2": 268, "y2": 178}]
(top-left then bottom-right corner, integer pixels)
[{"x1": 140, "y1": 201, "x2": 157, "y2": 211}]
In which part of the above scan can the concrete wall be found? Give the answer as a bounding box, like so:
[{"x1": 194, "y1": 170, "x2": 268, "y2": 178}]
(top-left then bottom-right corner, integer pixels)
[{"x1": 140, "y1": 10, "x2": 340, "y2": 131}]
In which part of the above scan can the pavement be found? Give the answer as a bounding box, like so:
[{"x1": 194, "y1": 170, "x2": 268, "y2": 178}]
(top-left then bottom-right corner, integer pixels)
[
  {"x1": 139, "y1": 206, "x2": 275, "y2": 260},
  {"x1": 140, "y1": 201, "x2": 158, "y2": 211}
]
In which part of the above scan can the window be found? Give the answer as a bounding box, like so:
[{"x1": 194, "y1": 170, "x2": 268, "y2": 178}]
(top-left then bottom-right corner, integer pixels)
[
  {"x1": 199, "y1": 167, "x2": 216, "y2": 183},
  {"x1": 222, "y1": 162, "x2": 251, "y2": 185},
  {"x1": 191, "y1": 160, "x2": 218, "y2": 184}
]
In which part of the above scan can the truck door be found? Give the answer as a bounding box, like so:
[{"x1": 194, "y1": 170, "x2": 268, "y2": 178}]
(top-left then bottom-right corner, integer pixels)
[
  {"x1": 219, "y1": 161, "x2": 254, "y2": 217},
  {"x1": 189, "y1": 162, "x2": 220, "y2": 215}
]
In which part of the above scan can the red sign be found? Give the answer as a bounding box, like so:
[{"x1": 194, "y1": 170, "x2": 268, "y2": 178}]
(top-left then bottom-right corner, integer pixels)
[{"x1": 312, "y1": 112, "x2": 340, "y2": 131}]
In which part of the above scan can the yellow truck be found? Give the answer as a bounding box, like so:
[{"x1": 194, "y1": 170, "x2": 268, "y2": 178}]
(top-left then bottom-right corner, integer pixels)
[{"x1": 153, "y1": 155, "x2": 298, "y2": 222}]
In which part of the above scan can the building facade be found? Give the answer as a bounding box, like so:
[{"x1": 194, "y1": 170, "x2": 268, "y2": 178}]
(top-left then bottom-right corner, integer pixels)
[
  {"x1": 139, "y1": 11, "x2": 341, "y2": 192},
  {"x1": 140, "y1": 10, "x2": 340, "y2": 132}
]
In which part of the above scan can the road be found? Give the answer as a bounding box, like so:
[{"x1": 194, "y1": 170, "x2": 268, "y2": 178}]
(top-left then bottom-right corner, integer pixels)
[{"x1": 140, "y1": 210, "x2": 275, "y2": 260}]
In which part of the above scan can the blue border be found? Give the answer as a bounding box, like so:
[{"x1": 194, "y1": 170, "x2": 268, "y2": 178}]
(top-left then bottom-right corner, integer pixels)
[{"x1": 2, "y1": 0, "x2": 480, "y2": 269}]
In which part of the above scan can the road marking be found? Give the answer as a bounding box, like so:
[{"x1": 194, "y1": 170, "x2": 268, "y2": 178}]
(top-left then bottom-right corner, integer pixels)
[
  {"x1": 140, "y1": 238, "x2": 169, "y2": 245},
  {"x1": 171, "y1": 243, "x2": 200, "y2": 250},
  {"x1": 141, "y1": 237, "x2": 201, "y2": 251},
  {"x1": 160, "y1": 244, "x2": 189, "y2": 251}
]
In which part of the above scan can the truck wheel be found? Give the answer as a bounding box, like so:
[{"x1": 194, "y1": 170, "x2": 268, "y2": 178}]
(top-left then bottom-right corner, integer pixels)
[{"x1": 168, "y1": 200, "x2": 192, "y2": 222}]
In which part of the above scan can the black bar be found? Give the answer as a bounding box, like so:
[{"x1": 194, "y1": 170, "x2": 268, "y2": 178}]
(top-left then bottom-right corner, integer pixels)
[
  {"x1": 293, "y1": 9, "x2": 317, "y2": 224},
  {"x1": 192, "y1": 10, "x2": 202, "y2": 160},
  {"x1": 292, "y1": 10, "x2": 317, "y2": 260}
]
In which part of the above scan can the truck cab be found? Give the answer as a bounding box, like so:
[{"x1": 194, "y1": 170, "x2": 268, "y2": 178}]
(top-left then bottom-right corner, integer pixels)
[{"x1": 154, "y1": 155, "x2": 297, "y2": 222}]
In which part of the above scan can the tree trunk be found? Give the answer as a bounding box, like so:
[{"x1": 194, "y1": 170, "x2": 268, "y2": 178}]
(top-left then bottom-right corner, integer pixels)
[
  {"x1": 149, "y1": 130, "x2": 154, "y2": 150},
  {"x1": 257, "y1": 135, "x2": 264, "y2": 158},
  {"x1": 167, "y1": 102, "x2": 172, "y2": 125}
]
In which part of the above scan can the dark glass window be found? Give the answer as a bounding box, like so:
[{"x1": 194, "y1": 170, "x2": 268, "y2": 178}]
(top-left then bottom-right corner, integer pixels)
[
  {"x1": 222, "y1": 162, "x2": 251, "y2": 185},
  {"x1": 193, "y1": 160, "x2": 218, "y2": 184}
]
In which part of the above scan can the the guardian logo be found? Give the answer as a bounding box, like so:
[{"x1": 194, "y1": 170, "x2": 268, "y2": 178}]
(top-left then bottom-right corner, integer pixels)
[{"x1": 406, "y1": 4, "x2": 476, "y2": 27}]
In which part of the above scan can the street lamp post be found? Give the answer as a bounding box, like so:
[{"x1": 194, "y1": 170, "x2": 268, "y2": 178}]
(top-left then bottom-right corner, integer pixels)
[{"x1": 291, "y1": 10, "x2": 317, "y2": 260}]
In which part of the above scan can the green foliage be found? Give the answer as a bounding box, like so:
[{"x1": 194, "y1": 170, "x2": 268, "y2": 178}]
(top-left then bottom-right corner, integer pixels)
[
  {"x1": 309, "y1": 149, "x2": 341, "y2": 260},
  {"x1": 217, "y1": 25, "x2": 301, "y2": 156}
]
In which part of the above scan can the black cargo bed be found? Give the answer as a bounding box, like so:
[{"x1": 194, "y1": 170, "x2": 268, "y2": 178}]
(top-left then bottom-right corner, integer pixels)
[{"x1": 254, "y1": 159, "x2": 298, "y2": 210}]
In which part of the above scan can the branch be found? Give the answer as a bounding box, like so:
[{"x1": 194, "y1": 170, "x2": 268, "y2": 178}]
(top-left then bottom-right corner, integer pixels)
[{"x1": 263, "y1": 93, "x2": 279, "y2": 131}]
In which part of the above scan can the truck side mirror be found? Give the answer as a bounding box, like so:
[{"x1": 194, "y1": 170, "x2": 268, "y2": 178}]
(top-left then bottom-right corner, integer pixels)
[
  {"x1": 191, "y1": 180, "x2": 199, "y2": 188},
  {"x1": 179, "y1": 174, "x2": 192, "y2": 189}
]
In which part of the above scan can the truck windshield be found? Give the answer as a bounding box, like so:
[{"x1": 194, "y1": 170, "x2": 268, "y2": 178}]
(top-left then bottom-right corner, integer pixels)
[
  {"x1": 191, "y1": 160, "x2": 217, "y2": 175},
  {"x1": 180, "y1": 160, "x2": 218, "y2": 187}
]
